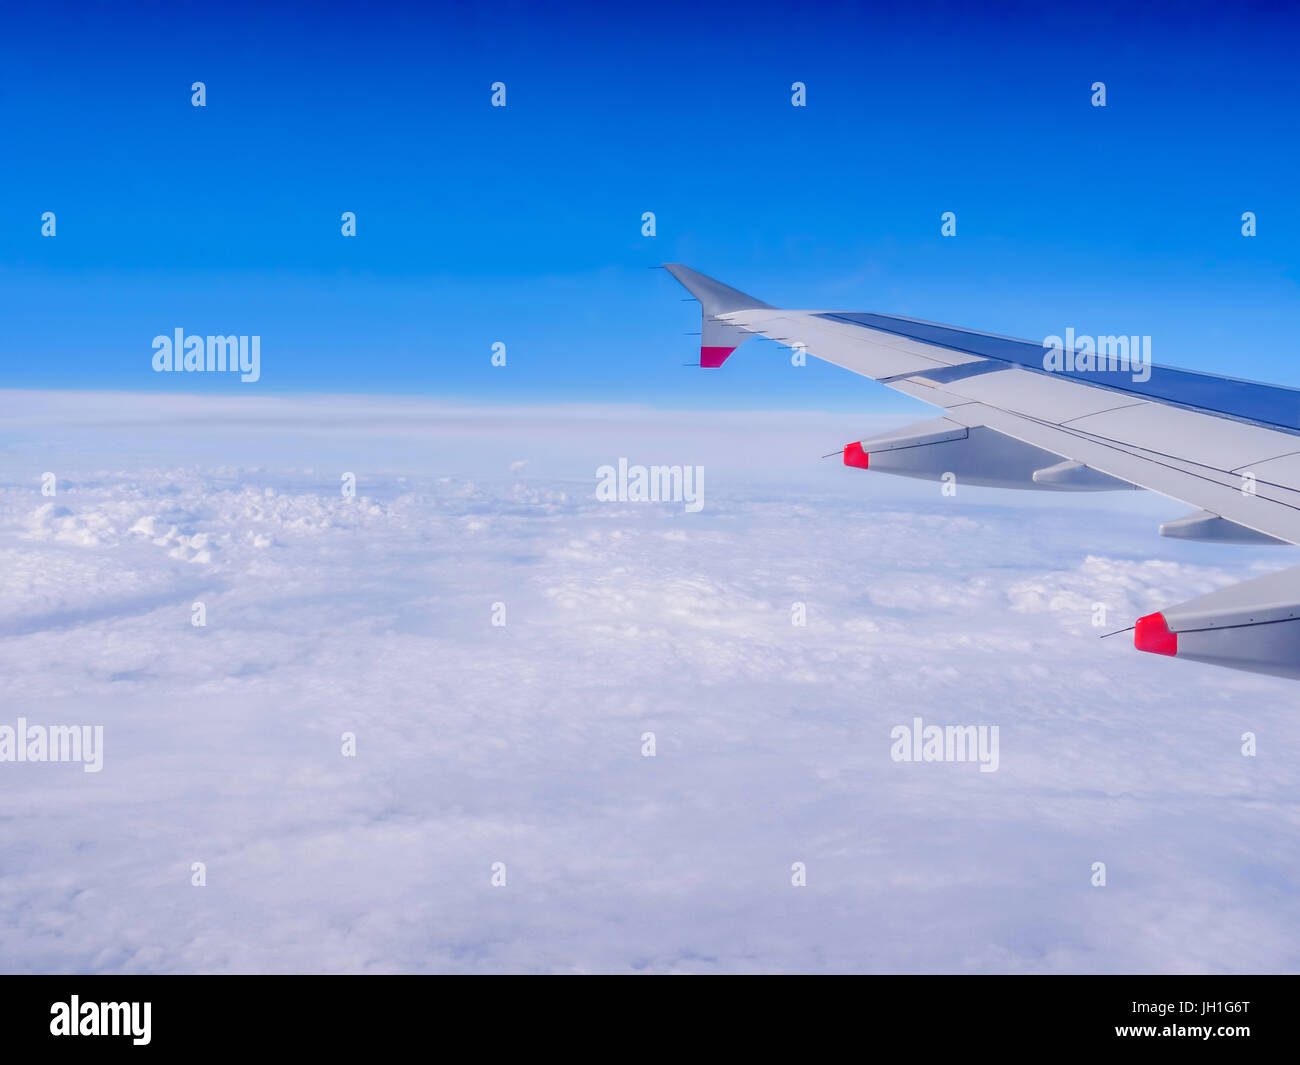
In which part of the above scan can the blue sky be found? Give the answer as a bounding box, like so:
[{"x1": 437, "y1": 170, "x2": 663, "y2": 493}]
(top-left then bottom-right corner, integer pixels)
[{"x1": 2, "y1": 0, "x2": 1298, "y2": 409}]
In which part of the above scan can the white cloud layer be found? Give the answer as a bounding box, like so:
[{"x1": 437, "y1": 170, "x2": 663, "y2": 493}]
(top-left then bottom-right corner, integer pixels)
[{"x1": 1, "y1": 390, "x2": 1298, "y2": 973}]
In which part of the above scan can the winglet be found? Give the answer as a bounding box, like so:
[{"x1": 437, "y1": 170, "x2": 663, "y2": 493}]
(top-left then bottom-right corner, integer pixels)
[{"x1": 664, "y1": 264, "x2": 770, "y2": 368}]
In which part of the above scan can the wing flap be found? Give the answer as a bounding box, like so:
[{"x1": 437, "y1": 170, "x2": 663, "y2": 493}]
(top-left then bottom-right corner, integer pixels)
[{"x1": 662, "y1": 264, "x2": 1300, "y2": 676}]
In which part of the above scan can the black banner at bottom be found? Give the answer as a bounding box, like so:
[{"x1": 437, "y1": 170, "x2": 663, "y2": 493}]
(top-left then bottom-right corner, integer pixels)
[{"x1": 0, "y1": 974, "x2": 1288, "y2": 1053}]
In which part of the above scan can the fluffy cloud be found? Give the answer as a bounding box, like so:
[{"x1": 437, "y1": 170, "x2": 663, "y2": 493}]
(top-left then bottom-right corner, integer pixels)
[{"x1": 0, "y1": 391, "x2": 1297, "y2": 973}]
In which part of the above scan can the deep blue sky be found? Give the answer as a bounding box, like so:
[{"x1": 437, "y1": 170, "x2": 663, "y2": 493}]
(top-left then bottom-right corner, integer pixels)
[{"x1": 2, "y1": 0, "x2": 1298, "y2": 410}]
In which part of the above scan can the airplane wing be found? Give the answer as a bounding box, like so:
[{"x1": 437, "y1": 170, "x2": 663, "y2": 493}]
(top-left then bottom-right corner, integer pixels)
[{"x1": 665, "y1": 262, "x2": 1300, "y2": 680}]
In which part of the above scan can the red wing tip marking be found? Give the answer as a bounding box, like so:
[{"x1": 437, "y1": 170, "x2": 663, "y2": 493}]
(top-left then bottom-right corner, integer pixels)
[
  {"x1": 1134, "y1": 612, "x2": 1178, "y2": 657},
  {"x1": 842, "y1": 442, "x2": 870, "y2": 469}
]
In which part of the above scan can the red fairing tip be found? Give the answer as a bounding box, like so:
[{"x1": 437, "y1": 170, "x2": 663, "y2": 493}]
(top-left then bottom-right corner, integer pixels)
[
  {"x1": 1134, "y1": 612, "x2": 1178, "y2": 657},
  {"x1": 700, "y1": 346, "x2": 734, "y2": 368},
  {"x1": 842, "y1": 442, "x2": 869, "y2": 469}
]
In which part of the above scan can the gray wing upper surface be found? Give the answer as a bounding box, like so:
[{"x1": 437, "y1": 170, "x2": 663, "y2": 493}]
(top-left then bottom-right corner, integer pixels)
[{"x1": 665, "y1": 263, "x2": 1300, "y2": 678}]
